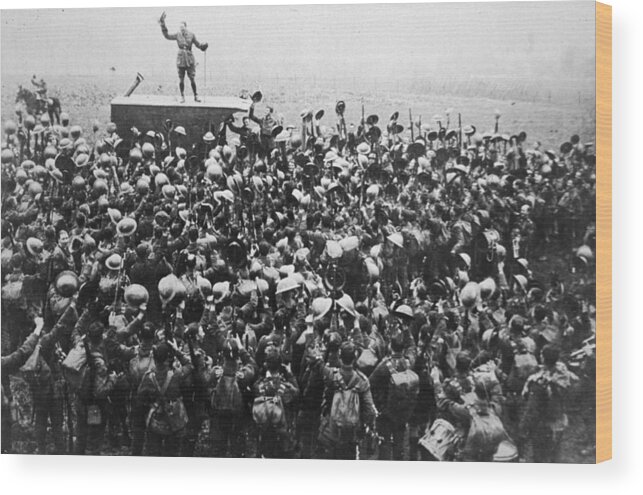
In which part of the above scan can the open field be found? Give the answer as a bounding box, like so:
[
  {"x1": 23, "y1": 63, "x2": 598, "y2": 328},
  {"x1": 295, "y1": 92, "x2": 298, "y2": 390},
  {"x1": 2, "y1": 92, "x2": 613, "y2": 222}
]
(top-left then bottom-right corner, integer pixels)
[{"x1": 2, "y1": 72, "x2": 595, "y2": 151}]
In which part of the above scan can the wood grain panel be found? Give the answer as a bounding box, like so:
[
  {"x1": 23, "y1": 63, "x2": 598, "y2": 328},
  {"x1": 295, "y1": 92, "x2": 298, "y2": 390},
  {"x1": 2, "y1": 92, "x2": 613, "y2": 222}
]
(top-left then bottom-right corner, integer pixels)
[{"x1": 595, "y1": 1, "x2": 612, "y2": 464}]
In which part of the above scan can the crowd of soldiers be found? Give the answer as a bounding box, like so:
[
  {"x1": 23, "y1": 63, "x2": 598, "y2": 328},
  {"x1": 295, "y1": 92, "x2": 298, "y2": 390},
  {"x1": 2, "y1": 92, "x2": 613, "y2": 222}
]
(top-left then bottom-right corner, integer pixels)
[{"x1": 1, "y1": 90, "x2": 596, "y2": 461}]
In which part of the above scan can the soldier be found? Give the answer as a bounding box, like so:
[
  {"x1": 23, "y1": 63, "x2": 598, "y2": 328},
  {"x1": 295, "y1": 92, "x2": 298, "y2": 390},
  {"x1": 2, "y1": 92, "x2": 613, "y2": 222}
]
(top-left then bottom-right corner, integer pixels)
[
  {"x1": 31, "y1": 74, "x2": 48, "y2": 105},
  {"x1": 248, "y1": 94, "x2": 280, "y2": 157},
  {"x1": 368, "y1": 331, "x2": 419, "y2": 460},
  {"x1": 208, "y1": 334, "x2": 257, "y2": 458},
  {"x1": 159, "y1": 12, "x2": 209, "y2": 103},
  {"x1": 1, "y1": 318, "x2": 43, "y2": 453},
  {"x1": 1, "y1": 95, "x2": 599, "y2": 462},
  {"x1": 24, "y1": 274, "x2": 78, "y2": 455},
  {"x1": 318, "y1": 341, "x2": 377, "y2": 460},
  {"x1": 519, "y1": 344, "x2": 578, "y2": 462},
  {"x1": 226, "y1": 115, "x2": 254, "y2": 150},
  {"x1": 136, "y1": 340, "x2": 192, "y2": 456}
]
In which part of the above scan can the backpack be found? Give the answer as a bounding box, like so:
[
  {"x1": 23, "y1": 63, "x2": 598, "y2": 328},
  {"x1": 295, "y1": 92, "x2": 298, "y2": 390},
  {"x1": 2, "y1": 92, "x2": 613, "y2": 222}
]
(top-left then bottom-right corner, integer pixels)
[
  {"x1": 507, "y1": 351, "x2": 539, "y2": 392},
  {"x1": 20, "y1": 344, "x2": 52, "y2": 388},
  {"x1": 252, "y1": 395, "x2": 285, "y2": 427},
  {"x1": 356, "y1": 346, "x2": 379, "y2": 376},
  {"x1": 464, "y1": 404, "x2": 508, "y2": 461},
  {"x1": 145, "y1": 370, "x2": 189, "y2": 435},
  {"x1": 472, "y1": 363, "x2": 501, "y2": 399},
  {"x1": 386, "y1": 359, "x2": 419, "y2": 425},
  {"x1": 129, "y1": 350, "x2": 155, "y2": 389},
  {"x1": 328, "y1": 371, "x2": 361, "y2": 441},
  {"x1": 252, "y1": 374, "x2": 287, "y2": 427},
  {"x1": 212, "y1": 374, "x2": 244, "y2": 414}
]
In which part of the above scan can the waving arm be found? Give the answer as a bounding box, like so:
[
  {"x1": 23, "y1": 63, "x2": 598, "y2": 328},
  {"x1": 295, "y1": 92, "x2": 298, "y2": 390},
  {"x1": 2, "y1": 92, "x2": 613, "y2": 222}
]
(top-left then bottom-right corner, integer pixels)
[{"x1": 160, "y1": 14, "x2": 177, "y2": 41}]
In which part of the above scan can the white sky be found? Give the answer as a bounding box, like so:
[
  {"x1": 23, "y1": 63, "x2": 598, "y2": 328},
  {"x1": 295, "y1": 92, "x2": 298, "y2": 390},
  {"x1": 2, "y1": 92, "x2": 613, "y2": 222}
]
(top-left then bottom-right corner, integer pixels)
[{"x1": 1, "y1": 2, "x2": 595, "y2": 83}]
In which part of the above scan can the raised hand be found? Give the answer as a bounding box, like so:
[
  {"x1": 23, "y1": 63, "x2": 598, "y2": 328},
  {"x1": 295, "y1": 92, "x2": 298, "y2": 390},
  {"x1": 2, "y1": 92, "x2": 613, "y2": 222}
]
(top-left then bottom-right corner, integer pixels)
[
  {"x1": 167, "y1": 339, "x2": 179, "y2": 353},
  {"x1": 33, "y1": 317, "x2": 44, "y2": 336}
]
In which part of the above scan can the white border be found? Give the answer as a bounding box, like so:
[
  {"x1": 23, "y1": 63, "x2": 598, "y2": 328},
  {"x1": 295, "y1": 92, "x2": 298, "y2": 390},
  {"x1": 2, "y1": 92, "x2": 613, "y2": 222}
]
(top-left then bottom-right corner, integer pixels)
[{"x1": 1, "y1": 0, "x2": 640, "y2": 494}]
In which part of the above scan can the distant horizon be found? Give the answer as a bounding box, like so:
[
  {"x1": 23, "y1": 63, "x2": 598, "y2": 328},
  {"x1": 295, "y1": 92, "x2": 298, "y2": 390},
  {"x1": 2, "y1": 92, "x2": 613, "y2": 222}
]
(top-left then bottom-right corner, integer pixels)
[
  {"x1": 1, "y1": 2, "x2": 596, "y2": 147},
  {"x1": 1, "y1": 68, "x2": 594, "y2": 108},
  {"x1": 2, "y1": 3, "x2": 595, "y2": 87}
]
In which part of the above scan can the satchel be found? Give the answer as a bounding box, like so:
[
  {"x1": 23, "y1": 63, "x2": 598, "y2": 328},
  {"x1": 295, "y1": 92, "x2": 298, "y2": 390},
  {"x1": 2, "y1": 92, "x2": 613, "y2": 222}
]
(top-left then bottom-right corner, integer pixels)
[
  {"x1": 20, "y1": 344, "x2": 51, "y2": 388},
  {"x1": 87, "y1": 404, "x2": 102, "y2": 426},
  {"x1": 62, "y1": 343, "x2": 87, "y2": 391},
  {"x1": 147, "y1": 403, "x2": 173, "y2": 436},
  {"x1": 164, "y1": 399, "x2": 189, "y2": 433}
]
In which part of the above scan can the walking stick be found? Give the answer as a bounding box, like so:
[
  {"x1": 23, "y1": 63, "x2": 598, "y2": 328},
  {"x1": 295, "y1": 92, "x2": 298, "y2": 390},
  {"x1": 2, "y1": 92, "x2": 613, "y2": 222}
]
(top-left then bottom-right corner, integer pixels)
[{"x1": 203, "y1": 51, "x2": 207, "y2": 101}]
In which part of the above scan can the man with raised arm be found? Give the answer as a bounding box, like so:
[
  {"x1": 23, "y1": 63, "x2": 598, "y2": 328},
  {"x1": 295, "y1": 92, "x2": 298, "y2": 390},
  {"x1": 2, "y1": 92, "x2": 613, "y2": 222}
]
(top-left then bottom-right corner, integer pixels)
[{"x1": 159, "y1": 12, "x2": 209, "y2": 103}]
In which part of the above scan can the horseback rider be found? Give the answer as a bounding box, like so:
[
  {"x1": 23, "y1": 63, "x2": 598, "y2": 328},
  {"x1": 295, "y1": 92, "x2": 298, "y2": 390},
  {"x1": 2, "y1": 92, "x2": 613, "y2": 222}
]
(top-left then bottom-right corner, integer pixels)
[{"x1": 31, "y1": 75, "x2": 48, "y2": 104}]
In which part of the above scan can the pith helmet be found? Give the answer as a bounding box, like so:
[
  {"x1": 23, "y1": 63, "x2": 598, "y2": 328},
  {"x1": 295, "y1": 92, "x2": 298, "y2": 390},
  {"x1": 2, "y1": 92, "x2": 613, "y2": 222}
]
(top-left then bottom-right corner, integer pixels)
[
  {"x1": 55, "y1": 270, "x2": 79, "y2": 297},
  {"x1": 124, "y1": 284, "x2": 149, "y2": 308}
]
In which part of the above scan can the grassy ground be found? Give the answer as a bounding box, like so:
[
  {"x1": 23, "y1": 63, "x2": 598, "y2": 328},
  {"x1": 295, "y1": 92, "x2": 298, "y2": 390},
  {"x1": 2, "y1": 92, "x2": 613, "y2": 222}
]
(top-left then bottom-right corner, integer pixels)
[{"x1": 2, "y1": 72, "x2": 595, "y2": 151}]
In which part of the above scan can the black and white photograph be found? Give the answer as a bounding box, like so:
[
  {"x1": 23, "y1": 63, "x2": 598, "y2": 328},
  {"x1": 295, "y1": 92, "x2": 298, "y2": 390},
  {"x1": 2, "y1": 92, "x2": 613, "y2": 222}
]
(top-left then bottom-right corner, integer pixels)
[{"x1": 1, "y1": 1, "x2": 598, "y2": 463}]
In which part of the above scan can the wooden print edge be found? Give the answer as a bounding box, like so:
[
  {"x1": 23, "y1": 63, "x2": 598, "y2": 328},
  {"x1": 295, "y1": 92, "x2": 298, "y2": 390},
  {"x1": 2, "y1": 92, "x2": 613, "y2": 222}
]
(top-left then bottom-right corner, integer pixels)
[{"x1": 595, "y1": 0, "x2": 612, "y2": 464}]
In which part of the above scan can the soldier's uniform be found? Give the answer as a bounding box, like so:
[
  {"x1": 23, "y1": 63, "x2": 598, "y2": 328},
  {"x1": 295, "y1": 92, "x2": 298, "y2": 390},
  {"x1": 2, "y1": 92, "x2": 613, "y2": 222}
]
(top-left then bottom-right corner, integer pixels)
[{"x1": 160, "y1": 18, "x2": 208, "y2": 101}]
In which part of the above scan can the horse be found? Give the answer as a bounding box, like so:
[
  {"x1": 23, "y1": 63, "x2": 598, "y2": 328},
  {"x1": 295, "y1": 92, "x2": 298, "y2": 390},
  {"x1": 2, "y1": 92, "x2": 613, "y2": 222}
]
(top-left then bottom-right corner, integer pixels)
[{"x1": 15, "y1": 85, "x2": 62, "y2": 124}]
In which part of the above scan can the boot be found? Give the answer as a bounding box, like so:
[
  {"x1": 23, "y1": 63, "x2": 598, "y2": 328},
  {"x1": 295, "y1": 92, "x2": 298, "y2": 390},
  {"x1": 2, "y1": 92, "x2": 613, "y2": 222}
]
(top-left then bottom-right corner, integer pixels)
[
  {"x1": 194, "y1": 95, "x2": 201, "y2": 102},
  {"x1": 180, "y1": 95, "x2": 186, "y2": 104}
]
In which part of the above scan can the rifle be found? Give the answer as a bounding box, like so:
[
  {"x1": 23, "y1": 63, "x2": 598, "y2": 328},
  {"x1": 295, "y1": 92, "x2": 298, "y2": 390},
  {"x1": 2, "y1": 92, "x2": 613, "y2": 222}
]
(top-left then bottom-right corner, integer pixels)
[
  {"x1": 278, "y1": 139, "x2": 289, "y2": 173},
  {"x1": 300, "y1": 113, "x2": 308, "y2": 152},
  {"x1": 42, "y1": 255, "x2": 54, "y2": 310},
  {"x1": 112, "y1": 267, "x2": 123, "y2": 315},
  {"x1": 55, "y1": 343, "x2": 75, "y2": 452},
  {"x1": 458, "y1": 113, "x2": 463, "y2": 152},
  {"x1": 82, "y1": 335, "x2": 100, "y2": 426},
  {"x1": 230, "y1": 306, "x2": 239, "y2": 339},
  {"x1": 409, "y1": 109, "x2": 414, "y2": 141}
]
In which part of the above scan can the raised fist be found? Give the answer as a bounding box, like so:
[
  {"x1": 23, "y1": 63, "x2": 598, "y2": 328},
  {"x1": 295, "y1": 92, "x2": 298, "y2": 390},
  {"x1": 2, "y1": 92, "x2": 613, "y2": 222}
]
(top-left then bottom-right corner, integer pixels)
[{"x1": 202, "y1": 42, "x2": 209, "y2": 51}]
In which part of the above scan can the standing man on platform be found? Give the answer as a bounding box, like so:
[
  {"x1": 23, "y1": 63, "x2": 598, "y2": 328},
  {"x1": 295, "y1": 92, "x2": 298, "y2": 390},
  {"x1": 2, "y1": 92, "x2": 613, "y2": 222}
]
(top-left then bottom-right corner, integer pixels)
[{"x1": 159, "y1": 12, "x2": 209, "y2": 103}]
